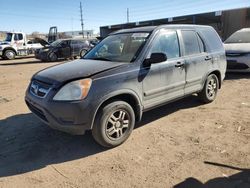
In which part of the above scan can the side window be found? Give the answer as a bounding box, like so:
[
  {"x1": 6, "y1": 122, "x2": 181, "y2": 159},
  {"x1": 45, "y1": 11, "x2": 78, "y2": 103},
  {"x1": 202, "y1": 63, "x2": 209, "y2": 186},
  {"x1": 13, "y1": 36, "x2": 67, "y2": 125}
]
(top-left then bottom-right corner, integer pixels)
[
  {"x1": 181, "y1": 30, "x2": 201, "y2": 56},
  {"x1": 14, "y1": 34, "x2": 18, "y2": 41},
  {"x1": 199, "y1": 28, "x2": 223, "y2": 52},
  {"x1": 61, "y1": 41, "x2": 69, "y2": 47},
  {"x1": 150, "y1": 30, "x2": 180, "y2": 59},
  {"x1": 18, "y1": 34, "x2": 23, "y2": 40},
  {"x1": 70, "y1": 40, "x2": 78, "y2": 47}
]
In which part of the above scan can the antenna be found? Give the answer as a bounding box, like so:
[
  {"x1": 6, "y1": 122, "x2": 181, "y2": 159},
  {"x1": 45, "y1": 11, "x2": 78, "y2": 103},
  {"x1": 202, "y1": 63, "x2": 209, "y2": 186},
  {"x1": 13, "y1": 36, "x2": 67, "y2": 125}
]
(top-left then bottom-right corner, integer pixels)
[{"x1": 80, "y1": 2, "x2": 84, "y2": 38}]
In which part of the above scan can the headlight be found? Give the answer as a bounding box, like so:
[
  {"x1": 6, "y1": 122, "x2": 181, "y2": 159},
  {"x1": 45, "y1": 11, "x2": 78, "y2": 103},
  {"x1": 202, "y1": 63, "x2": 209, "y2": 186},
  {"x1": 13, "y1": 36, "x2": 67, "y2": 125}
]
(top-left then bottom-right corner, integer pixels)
[{"x1": 53, "y1": 78, "x2": 92, "y2": 101}]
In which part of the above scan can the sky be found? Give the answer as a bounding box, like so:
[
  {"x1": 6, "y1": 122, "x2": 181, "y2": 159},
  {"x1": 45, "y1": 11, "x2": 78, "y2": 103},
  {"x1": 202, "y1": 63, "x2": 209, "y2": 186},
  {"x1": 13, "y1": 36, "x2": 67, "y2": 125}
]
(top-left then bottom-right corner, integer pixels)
[{"x1": 0, "y1": 0, "x2": 249, "y2": 34}]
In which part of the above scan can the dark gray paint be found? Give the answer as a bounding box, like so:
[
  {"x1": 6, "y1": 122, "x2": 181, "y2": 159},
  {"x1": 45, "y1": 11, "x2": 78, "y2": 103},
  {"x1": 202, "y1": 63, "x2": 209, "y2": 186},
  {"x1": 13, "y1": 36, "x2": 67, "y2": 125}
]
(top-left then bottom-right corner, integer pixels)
[{"x1": 25, "y1": 24, "x2": 227, "y2": 135}]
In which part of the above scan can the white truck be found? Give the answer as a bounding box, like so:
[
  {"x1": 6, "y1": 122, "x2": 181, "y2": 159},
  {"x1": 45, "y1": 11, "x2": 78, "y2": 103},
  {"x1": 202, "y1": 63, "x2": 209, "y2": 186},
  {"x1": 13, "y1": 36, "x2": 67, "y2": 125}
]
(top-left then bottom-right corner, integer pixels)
[{"x1": 0, "y1": 32, "x2": 47, "y2": 60}]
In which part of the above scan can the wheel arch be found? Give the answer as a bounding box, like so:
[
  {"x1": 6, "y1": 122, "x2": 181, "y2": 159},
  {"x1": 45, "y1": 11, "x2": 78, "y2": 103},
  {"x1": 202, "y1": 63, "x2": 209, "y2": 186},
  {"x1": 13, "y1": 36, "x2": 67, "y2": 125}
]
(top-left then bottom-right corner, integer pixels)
[
  {"x1": 203, "y1": 70, "x2": 222, "y2": 89},
  {"x1": 3, "y1": 47, "x2": 17, "y2": 55},
  {"x1": 90, "y1": 90, "x2": 143, "y2": 129}
]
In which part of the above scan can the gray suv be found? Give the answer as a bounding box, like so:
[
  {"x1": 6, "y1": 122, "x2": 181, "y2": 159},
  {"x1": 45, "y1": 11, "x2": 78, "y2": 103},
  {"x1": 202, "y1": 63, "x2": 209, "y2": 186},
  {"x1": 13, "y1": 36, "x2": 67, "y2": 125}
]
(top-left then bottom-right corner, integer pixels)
[{"x1": 25, "y1": 25, "x2": 226, "y2": 147}]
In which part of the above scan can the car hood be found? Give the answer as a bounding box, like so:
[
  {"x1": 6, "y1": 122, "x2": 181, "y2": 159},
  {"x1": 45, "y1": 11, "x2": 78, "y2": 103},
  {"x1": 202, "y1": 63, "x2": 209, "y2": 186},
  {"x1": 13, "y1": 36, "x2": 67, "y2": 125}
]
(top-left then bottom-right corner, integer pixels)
[
  {"x1": 34, "y1": 37, "x2": 50, "y2": 46},
  {"x1": 34, "y1": 59, "x2": 126, "y2": 84},
  {"x1": 224, "y1": 43, "x2": 250, "y2": 53}
]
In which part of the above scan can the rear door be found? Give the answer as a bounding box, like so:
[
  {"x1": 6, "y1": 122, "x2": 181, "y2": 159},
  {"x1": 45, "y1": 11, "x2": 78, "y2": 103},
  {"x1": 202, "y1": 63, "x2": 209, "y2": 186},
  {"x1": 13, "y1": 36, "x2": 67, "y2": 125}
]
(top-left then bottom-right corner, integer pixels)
[
  {"x1": 142, "y1": 29, "x2": 186, "y2": 109},
  {"x1": 180, "y1": 30, "x2": 211, "y2": 94}
]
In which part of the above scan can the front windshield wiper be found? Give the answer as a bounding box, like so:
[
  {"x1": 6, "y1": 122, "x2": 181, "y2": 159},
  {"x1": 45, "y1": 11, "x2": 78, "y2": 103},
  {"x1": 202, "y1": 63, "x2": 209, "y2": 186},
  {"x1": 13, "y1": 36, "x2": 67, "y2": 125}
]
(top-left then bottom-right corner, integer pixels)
[{"x1": 87, "y1": 57, "x2": 112, "y2": 61}]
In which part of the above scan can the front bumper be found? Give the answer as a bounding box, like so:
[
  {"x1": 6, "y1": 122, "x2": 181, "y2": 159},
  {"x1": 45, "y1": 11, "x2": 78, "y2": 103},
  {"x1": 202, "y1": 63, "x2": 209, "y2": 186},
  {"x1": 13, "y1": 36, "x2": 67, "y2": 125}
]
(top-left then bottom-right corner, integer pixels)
[
  {"x1": 35, "y1": 51, "x2": 49, "y2": 61},
  {"x1": 0, "y1": 50, "x2": 3, "y2": 56},
  {"x1": 25, "y1": 86, "x2": 95, "y2": 135},
  {"x1": 226, "y1": 55, "x2": 250, "y2": 72}
]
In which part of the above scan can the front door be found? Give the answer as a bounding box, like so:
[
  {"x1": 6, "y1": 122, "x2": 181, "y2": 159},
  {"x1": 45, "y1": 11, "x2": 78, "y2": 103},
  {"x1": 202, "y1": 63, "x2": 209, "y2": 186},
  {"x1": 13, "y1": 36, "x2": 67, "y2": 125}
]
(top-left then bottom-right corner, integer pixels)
[
  {"x1": 142, "y1": 29, "x2": 186, "y2": 109},
  {"x1": 58, "y1": 40, "x2": 71, "y2": 58}
]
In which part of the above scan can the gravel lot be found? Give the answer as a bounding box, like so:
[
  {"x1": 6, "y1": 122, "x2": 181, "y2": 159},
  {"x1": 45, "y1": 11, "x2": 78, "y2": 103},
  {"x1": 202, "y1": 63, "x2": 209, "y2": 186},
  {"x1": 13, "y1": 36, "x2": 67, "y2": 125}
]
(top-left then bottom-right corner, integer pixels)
[{"x1": 0, "y1": 57, "x2": 249, "y2": 188}]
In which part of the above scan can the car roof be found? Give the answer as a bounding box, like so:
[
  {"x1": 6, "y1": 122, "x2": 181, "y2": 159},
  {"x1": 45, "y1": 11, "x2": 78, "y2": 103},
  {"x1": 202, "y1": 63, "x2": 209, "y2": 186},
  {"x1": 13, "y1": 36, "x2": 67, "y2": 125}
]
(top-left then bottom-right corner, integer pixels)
[{"x1": 111, "y1": 24, "x2": 211, "y2": 35}]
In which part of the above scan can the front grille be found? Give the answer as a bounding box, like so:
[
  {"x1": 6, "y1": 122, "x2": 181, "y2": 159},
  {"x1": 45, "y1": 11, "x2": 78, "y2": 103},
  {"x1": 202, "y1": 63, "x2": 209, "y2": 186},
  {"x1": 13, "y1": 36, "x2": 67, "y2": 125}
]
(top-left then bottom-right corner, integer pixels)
[
  {"x1": 30, "y1": 80, "x2": 52, "y2": 98},
  {"x1": 26, "y1": 101, "x2": 48, "y2": 122}
]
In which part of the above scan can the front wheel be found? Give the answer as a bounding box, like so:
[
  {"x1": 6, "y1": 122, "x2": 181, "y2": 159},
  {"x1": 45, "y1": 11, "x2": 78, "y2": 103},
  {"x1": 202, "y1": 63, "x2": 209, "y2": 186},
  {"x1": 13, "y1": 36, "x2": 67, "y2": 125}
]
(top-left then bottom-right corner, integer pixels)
[
  {"x1": 48, "y1": 52, "x2": 57, "y2": 62},
  {"x1": 92, "y1": 101, "x2": 135, "y2": 148},
  {"x1": 80, "y1": 49, "x2": 87, "y2": 57},
  {"x1": 4, "y1": 50, "x2": 16, "y2": 60},
  {"x1": 199, "y1": 74, "x2": 219, "y2": 103}
]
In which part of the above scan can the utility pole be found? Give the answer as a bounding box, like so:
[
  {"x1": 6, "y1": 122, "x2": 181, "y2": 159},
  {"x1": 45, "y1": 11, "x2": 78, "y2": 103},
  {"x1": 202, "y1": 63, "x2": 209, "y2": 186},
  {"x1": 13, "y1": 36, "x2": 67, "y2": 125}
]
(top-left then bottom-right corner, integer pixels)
[
  {"x1": 80, "y1": 2, "x2": 84, "y2": 38},
  {"x1": 127, "y1": 8, "x2": 129, "y2": 23}
]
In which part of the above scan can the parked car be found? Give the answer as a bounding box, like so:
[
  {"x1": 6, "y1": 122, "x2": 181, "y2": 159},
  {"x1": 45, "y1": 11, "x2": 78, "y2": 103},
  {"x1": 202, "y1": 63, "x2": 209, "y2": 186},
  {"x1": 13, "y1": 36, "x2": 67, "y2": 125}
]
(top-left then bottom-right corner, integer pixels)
[
  {"x1": 25, "y1": 25, "x2": 226, "y2": 147},
  {"x1": 224, "y1": 28, "x2": 250, "y2": 72},
  {"x1": 35, "y1": 39, "x2": 91, "y2": 61},
  {"x1": 27, "y1": 38, "x2": 49, "y2": 54}
]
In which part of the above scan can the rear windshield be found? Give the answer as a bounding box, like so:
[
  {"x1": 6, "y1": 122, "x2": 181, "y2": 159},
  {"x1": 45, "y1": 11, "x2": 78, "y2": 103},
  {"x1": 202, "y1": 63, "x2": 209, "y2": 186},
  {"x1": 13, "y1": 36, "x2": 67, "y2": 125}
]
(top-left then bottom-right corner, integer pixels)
[{"x1": 225, "y1": 30, "x2": 250, "y2": 43}]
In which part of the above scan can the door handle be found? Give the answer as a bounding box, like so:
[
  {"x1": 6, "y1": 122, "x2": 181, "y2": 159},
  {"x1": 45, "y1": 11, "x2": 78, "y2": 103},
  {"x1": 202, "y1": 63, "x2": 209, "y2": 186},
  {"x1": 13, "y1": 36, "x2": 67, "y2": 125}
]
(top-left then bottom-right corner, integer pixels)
[
  {"x1": 175, "y1": 62, "x2": 184, "y2": 68},
  {"x1": 205, "y1": 56, "x2": 212, "y2": 61}
]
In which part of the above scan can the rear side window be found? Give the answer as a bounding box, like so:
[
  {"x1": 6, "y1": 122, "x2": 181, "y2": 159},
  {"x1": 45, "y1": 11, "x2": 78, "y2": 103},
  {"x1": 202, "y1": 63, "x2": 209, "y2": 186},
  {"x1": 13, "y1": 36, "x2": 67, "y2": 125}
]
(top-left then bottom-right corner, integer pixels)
[
  {"x1": 199, "y1": 27, "x2": 223, "y2": 52},
  {"x1": 181, "y1": 30, "x2": 201, "y2": 56}
]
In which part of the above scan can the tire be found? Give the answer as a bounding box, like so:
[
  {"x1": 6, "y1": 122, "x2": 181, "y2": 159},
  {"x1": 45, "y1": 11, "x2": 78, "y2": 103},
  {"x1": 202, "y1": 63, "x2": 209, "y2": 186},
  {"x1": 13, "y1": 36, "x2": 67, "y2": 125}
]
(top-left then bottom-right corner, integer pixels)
[
  {"x1": 4, "y1": 50, "x2": 16, "y2": 60},
  {"x1": 92, "y1": 101, "x2": 135, "y2": 148},
  {"x1": 48, "y1": 52, "x2": 57, "y2": 62},
  {"x1": 80, "y1": 49, "x2": 87, "y2": 57},
  {"x1": 199, "y1": 74, "x2": 219, "y2": 103}
]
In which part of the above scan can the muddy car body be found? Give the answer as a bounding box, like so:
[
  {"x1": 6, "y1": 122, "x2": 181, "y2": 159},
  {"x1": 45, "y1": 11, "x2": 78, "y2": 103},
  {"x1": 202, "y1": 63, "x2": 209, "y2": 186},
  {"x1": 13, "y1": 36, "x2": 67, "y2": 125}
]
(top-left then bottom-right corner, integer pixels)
[
  {"x1": 25, "y1": 25, "x2": 226, "y2": 147},
  {"x1": 224, "y1": 28, "x2": 250, "y2": 72}
]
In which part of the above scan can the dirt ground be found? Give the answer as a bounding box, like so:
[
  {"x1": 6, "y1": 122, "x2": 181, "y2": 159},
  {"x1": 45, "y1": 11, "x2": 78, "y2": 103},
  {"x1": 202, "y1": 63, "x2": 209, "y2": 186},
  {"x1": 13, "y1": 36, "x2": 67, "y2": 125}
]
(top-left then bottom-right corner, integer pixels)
[{"x1": 0, "y1": 57, "x2": 249, "y2": 188}]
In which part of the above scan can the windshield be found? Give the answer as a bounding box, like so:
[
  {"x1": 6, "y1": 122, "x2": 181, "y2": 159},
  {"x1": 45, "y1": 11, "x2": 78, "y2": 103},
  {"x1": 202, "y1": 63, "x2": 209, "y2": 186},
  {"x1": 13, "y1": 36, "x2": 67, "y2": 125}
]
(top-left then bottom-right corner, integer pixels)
[
  {"x1": 225, "y1": 30, "x2": 250, "y2": 43},
  {"x1": 4, "y1": 33, "x2": 13, "y2": 42},
  {"x1": 84, "y1": 32, "x2": 150, "y2": 62},
  {"x1": 50, "y1": 40, "x2": 62, "y2": 47}
]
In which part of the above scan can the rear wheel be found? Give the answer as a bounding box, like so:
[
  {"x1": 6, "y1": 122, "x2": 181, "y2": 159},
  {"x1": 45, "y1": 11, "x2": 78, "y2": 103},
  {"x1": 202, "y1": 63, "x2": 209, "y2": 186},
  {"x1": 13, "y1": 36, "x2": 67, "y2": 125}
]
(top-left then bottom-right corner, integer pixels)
[
  {"x1": 4, "y1": 50, "x2": 16, "y2": 60},
  {"x1": 92, "y1": 101, "x2": 135, "y2": 148},
  {"x1": 199, "y1": 74, "x2": 219, "y2": 103}
]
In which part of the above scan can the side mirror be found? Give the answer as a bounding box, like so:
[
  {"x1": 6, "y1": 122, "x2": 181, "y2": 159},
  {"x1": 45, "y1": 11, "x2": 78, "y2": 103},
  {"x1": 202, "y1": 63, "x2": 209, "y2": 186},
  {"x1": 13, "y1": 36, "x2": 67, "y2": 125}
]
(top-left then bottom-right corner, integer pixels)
[{"x1": 144, "y1": 53, "x2": 167, "y2": 66}]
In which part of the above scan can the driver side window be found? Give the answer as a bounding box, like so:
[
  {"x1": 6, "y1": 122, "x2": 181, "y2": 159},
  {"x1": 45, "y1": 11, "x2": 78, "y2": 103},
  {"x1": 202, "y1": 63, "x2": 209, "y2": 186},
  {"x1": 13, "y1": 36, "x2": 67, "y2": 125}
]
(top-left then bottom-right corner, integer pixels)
[{"x1": 150, "y1": 30, "x2": 180, "y2": 59}]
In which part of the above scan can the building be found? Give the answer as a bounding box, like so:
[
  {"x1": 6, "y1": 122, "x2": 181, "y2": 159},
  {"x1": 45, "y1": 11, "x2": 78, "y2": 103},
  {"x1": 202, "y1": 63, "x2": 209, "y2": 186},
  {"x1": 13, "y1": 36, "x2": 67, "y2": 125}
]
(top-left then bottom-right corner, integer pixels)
[
  {"x1": 63, "y1": 30, "x2": 94, "y2": 39},
  {"x1": 100, "y1": 7, "x2": 250, "y2": 40}
]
